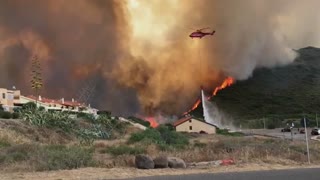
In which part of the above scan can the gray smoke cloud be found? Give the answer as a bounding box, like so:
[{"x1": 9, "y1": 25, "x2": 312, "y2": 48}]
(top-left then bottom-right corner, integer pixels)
[{"x1": 0, "y1": 0, "x2": 320, "y2": 116}]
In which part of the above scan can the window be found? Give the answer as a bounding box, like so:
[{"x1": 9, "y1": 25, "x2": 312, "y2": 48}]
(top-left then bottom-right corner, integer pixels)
[
  {"x1": 189, "y1": 126, "x2": 192, "y2": 130},
  {"x1": 2, "y1": 93, "x2": 5, "y2": 99},
  {"x1": 189, "y1": 119, "x2": 192, "y2": 123}
]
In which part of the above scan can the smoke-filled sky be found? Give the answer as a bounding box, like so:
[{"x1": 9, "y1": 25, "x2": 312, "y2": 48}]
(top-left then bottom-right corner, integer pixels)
[{"x1": 0, "y1": 0, "x2": 320, "y2": 116}]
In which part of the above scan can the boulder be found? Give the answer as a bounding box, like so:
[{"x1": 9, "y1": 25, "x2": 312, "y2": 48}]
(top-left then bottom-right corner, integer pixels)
[
  {"x1": 168, "y1": 157, "x2": 186, "y2": 168},
  {"x1": 135, "y1": 154, "x2": 155, "y2": 169},
  {"x1": 153, "y1": 156, "x2": 169, "y2": 168}
]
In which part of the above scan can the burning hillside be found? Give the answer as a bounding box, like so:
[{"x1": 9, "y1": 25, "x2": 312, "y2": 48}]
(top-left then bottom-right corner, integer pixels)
[{"x1": 182, "y1": 77, "x2": 235, "y2": 116}]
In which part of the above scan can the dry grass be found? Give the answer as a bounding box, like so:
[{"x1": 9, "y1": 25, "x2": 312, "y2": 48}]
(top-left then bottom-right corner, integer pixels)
[
  {"x1": 104, "y1": 135, "x2": 320, "y2": 168},
  {"x1": 0, "y1": 119, "x2": 76, "y2": 145}
]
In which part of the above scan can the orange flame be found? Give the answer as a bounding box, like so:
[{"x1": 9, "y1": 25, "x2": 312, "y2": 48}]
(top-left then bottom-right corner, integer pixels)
[
  {"x1": 182, "y1": 77, "x2": 235, "y2": 115},
  {"x1": 212, "y1": 77, "x2": 234, "y2": 96},
  {"x1": 144, "y1": 117, "x2": 159, "y2": 128},
  {"x1": 182, "y1": 99, "x2": 201, "y2": 115}
]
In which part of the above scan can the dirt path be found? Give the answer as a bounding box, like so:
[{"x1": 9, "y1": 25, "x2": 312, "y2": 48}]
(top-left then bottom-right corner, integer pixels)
[{"x1": 1, "y1": 163, "x2": 319, "y2": 180}]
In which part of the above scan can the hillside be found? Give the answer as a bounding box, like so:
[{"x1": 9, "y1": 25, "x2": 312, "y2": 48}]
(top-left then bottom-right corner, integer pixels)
[{"x1": 191, "y1": 47, "x2": 320, "y2": 127}]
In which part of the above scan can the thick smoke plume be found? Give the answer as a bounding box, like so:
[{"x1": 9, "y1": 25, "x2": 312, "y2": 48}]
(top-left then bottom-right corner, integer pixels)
[
  {"x1": 114, "y1": 0, "x2": 320, "y2": 115},
  {"x1": 0, "y1": 0, "x2": 320, "y2": 116}
]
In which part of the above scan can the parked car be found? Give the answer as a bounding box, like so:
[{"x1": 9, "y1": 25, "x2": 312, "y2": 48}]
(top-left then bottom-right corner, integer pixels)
[
  {"x1": 311, "y1": 128, "x2": 320, "y2": 135},
  {"x1": 281, "y1": 127, "x2": 291, "y2": 132}
]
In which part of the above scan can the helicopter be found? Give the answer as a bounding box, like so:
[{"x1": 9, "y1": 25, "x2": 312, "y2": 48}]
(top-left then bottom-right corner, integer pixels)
[{"x1": 189, "y1": 27, "x2": 215, "y2": 39}]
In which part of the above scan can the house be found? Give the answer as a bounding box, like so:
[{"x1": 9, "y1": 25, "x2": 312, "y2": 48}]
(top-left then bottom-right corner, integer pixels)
[
  {"x1": 0, "y1": 88, "x2": 21, "y2": 112},
  {"x1": 173, "y1": 116, "x2": 217, "y2": 134},
  {"x1": 0, "y1": 87, "x2": 98, "y2": 115},
  {"x1": 21, "y1": 95, "x2": 98, "y2": 115}
]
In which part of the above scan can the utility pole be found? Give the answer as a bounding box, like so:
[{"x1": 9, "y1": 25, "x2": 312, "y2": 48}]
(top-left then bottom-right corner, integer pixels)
[
  {"x1": 304, "y1": 116, "x2": 311, "y2": 164},
  {"x1": 263, "y1": 117, "x2": 266, "y2": 129},
  {"x1": 316, "y1": 113, "x2": 318, "y2": 128}
]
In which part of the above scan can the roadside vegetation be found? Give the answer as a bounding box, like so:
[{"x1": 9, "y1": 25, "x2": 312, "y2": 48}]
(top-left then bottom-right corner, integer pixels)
[
  {"x1": 1, "y1": 101, "x2": 320, "y2": 171},
  {"x1": 0, "y1": 102, "x2": 131, "y2": 171}
]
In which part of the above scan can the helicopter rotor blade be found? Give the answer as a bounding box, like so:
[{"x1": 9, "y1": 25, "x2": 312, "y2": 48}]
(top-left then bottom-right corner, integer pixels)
[{"x1": 198, "y1": 27, "x2": 211, "y2": 31}]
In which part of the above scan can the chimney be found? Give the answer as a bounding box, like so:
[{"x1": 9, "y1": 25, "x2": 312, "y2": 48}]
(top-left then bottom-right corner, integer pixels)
[
  {"x1": 61, "y1": 98, "x2": 64, "y2": 104},
  {"x1": 38, "y1": 95, "x2": 42, "y2": 101},
  {"x1": 72, "y1": 98, "x2": 74, "y2": 102}
]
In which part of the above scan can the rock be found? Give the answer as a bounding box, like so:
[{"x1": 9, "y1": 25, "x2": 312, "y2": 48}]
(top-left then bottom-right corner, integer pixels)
[
  {"x1": 135, "y1": 154, "x2": 155, "y2": 169},
  {"x1": 168, "y1": 157, "x2": 186, "y2": 168},
  {"x1": 153, "y1": 156, "x2": 168, "y2": 168}
]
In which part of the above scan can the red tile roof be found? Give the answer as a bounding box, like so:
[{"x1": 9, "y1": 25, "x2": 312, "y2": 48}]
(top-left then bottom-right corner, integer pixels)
[
  {"x1": 26, "y1": 95, "x2": 85, "y2": 107},
  {"x1": 173, "y1": 116, "x2": 192, "y2": 127}
]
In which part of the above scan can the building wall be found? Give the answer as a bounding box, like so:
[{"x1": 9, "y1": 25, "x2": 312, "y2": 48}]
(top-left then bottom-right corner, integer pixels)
[
  {"x1": 0, "y1": 88, "x2": 20, "y2": 112},
  {"x1": 176, "y1": 118, "x2": 216, "y2": 134}
]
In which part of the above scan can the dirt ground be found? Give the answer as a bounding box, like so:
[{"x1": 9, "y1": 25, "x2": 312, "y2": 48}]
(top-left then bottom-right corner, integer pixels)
[{"x1": 0, "y1": 163, "x2": 319, "y2": 180}]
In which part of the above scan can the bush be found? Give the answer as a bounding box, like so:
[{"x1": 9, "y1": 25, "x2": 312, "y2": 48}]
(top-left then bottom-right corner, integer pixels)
[
  {"x1": 11, "y1": 112, "x2": 19, "y2": 119},
  {"x1": 22, "y1": 102, "x2": 37, "y2": 110},
  {"x1": 0, "y1": 106, "x2": 3, "y2": 111},
  {"x1": 102, "y1": 145, "x2": 146, "y2": 156},
  {"x1": 38, "y1": 106, "x2": 45, "y2": 111},
  {"x1": 156, "y1": 125, "x2": 189, "y2": 148},
  {"x1": 128, "y1": 125, "x2": 189, "y2": 149},
  {"x1": 1, "y1": 111, "x2": 12, "y2": 119},
  {"x1": 128, "y1": 128, "x2": 162, "y2": 144}
]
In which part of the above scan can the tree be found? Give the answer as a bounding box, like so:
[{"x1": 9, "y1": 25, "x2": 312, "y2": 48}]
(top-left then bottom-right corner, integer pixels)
[{"x1": 30, "y1": 55, "x2": 43, "y2": 107}]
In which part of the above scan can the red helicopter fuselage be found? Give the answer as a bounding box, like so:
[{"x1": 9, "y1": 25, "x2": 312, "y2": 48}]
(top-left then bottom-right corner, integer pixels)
[{"x1": 189, "y1": 30, "x2": 215, "y2": 39}]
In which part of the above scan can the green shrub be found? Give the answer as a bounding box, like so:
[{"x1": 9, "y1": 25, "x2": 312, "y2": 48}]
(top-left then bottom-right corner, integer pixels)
[
  {"x1": 102, "y1": 145, "x2": 146, "y2": 156},
  {"x1": 128, "y1": 126, "x2": 189, "y2": 149},
  {"x1": 156, "y1": 125, "x2": 189, "y2": 148},
  {"x1": 0, "y1": 106, "x2": 3, "y2": 111},
  {"x1": 128, "y1": 128, "x2": 162, "y2": 144},
  {"x1": 1, "y1": 111, "x2": 12, "y2": 119},
  {"x1": 38, "y1": 106, "x2": 45, "y2": 111},
  {"x1": 22, "y1": 102, "x2": 37, "y2": 110},
  {"x1": 11, "y1": 112, "x2": 19, "y2": 119}
]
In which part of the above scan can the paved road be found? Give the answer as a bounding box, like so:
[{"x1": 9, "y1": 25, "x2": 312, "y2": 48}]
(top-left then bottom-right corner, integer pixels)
[
  {"x1": 242, "y1": 128, "x2": 315, "y2": 141},
  {"x1": 120, "y1": 168, "x2": 320, "y2": 180}
]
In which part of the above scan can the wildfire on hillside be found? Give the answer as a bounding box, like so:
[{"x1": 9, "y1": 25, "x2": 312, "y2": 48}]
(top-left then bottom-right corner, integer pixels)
[
  {"x1": 183, "y1": 77, "x2": 235, "y2": 115},
  {"x1": 182, "y1": 99, "x2": 201, "y2": 116},
  {"x1": 212, "y1": 77, "x2": 234, "y2": 96},
  {"x1": 142, "y1": 77, "x2": 235, "y2": 127}
]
